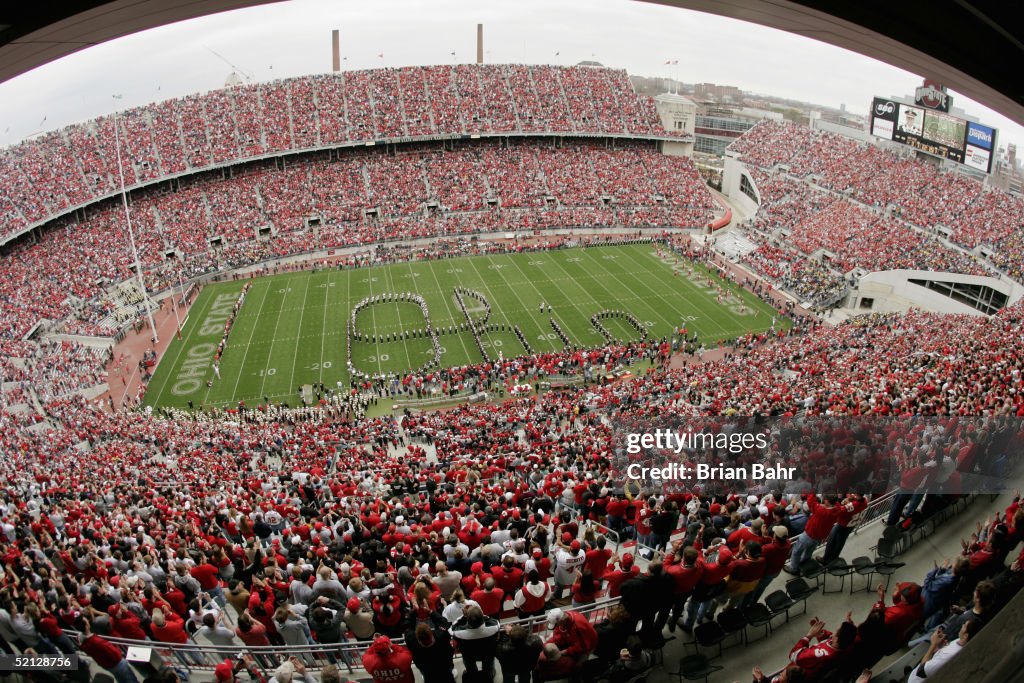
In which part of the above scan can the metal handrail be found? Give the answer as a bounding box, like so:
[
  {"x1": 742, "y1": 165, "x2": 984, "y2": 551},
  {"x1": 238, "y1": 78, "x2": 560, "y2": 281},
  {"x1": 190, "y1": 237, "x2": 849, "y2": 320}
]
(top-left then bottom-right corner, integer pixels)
[{"x1": 63, "y1": 596, "x2": 622, "y2": 676}]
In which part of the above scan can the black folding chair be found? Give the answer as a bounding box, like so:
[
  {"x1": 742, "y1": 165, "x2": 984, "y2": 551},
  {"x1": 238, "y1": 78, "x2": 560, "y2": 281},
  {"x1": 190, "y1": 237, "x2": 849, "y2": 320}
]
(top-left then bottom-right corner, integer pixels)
[
  {"x1": 786, "y1": 577, "x2": 817, "y2": 616},
  {"x1": 716, "y1": 606, "x2": 747, "y2": 648},
  {"x1": 765, "y1": 589, "x2": 797, "y2": 626},
  {"x1": 823, "y1": 559, "x2": 854, "y2": 594},
  {"x1": 849, "y1": 555, "x2": 877, "y2": 594},
  {"x1": 742, "y1": 602, "x2": 773, "y2": 643}
]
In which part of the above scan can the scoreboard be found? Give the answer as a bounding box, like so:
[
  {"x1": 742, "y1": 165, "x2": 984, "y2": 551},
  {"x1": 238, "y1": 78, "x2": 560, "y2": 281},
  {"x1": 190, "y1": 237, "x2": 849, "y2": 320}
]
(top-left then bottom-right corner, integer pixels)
[{"x1": 870, "y1": 96, "x2": 996, "y2": 173}]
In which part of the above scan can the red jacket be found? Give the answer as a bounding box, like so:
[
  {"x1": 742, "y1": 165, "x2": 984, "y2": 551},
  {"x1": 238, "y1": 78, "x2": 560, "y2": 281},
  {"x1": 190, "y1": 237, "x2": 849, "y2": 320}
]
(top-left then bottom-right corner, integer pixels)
[
  {"x1": 789, "y1": 632, "x2": 846, "y2": 679},
  {"x1": 876, "y1": 599, "x2": 923, "y2": 645},
  {"x1": 515, "y1": 581, "x2": 550, "y2": 613},
  {"x1": 108, "y1": 605, "x2": 148, "y2": 641},
  {"x1": 190, "y1": 563, "x2": 221, "y2": 590},
  {"x1": 470, "y1": 587, "x2": 505, "y2": 618},
  {"x1": 699, "y1": 548, "x2": 733, "y2": 585},
  {"x1": 490, "y1": 565, "x2": 524, "y2": 595},
  {"x1": 584, "y1": 548, "x2": 612, "y2": 580},
  {"x1": 363, "y1": 641, "x2": 415, "y2": 683},
  {"x1": 727, "y1": 556, "x2": 766, "y2": 583},
  {"x1": 762, "y1": 539, "x2": 792, "y2": 576},
  {"x1": 81, "y1": 634, "x2": 123, "y2": 669},
  {"x1": 151, "y1": 612, "x2": 190, "y2": 644},
  {"x1": 726, "y1": 526, "x2": 761, "y2": 550},
  {"x1": 804, "y1": 496, "x2": 842, "y2": 541},
  {"x1": 664, "y1": 558, "x2": 704, "y2": 597},
  {"x1": 604, "y1": 566, "x2": 639, "y2": 597},
  {"x1": 549, "y1": 611, "x2": 598, "y2": 661}
]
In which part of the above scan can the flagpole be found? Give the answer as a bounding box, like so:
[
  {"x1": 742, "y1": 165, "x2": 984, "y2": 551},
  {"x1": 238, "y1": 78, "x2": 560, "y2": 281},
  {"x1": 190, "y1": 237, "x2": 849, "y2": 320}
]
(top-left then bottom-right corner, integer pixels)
[{"x1": 111, "y1": 96, "x2": 159, "y2": 344}]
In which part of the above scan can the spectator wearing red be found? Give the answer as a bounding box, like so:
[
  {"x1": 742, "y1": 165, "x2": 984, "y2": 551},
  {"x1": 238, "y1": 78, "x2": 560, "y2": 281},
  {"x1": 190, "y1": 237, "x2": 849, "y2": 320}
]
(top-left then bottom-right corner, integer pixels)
[
  {"x1": 745, "y1": 526, "x2": 791, "y2": 608},
  {"x1": 150, "y1": 608, "x2": 188, "y2": 644},
  {"x1": 470, "y1": 577, "x2": 505, "y2": 619},
  {"x1": 681, "y1": 543, "x2": 733, "y2": 632},
  {"x1": 540, "y1": 608, "x2": 598, "y2": 676},
  {"x1": 727, "y1": 518, "x2": 765, "y2": 550},
  {"x1": 107, "y1": 603, "x2": 148, "y2": 641},
  {"x1": 526, "y1": 549, "x2": 552, "y2": 582},
  {"x1": 822, "y1": 494, "x2": 868, "y2": 565},
  {"x1": 461, "y1": 562, "x2": 490, "y2": 595},
  {"x1": 786, "y1": 495, "x2": 842, "y2": 574},
  {"x1": 490, "y1": 557, "x2": 524, "y2": 596},
  {"x1": 723, "y1": 540, "x2": 767, "y2": 609},
  {"x1": 604, "y1": 553, "x2": 640, "y2": 598},
  {"x1": 585, "y1": 536, "x2": 613, "y2": 580},
  {"x1": 571, "y1": 568, "x2": 599, "y2": 607},
  {"x1": 80, "y1": 618, "x2": 140, "y2": 683},
  {"x1": 513, "y1": 569, "x2": 550, "y2": 617},
  {"x1": 787, "y1": 615, "x2": 857, "y2": 680},
  {"x1": 873, "y1": 582, "x2": 924, "y2": 652},
  {"x1": 362, "y1": 635, "x2": 415, "y2": 683},
  {"x1": 661, "y1": 544, "x2": 704, "y2": 632}
]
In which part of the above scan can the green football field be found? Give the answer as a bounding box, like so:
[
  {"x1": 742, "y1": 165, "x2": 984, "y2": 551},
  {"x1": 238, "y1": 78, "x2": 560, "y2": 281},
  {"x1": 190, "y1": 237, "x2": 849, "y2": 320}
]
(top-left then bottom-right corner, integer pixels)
[{"x1": 145, "y1": 243, "x2": 784, "y2": 410}]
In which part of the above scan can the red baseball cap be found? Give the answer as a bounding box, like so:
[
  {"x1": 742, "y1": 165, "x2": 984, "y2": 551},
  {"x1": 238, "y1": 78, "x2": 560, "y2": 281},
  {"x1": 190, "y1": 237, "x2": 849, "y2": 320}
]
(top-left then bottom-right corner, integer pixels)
[{"x1": 214, "y1": 660, "x2": 235, "y2": 682}]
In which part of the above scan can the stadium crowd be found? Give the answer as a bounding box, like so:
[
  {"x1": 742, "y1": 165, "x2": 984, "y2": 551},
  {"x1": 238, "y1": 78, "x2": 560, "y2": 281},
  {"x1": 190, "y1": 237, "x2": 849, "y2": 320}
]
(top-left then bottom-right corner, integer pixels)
[
  {"x1": 727, "y1": 120, "x2": 1024, "y2": 281},
  {"x1": 3, "y1": 73, "x2": 1024, "y2": 683},
  {"x1": 0, "y1": 140, "x2": 716, "y2": 341},
  {"x1": 0, "y1": 65, "x2": 674, "y2": 242}
]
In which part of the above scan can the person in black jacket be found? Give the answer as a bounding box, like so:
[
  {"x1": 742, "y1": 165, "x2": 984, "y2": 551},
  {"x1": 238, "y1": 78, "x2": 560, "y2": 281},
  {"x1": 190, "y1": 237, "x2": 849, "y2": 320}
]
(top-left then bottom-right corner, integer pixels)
[
  {"x1": 450, "y1": 605, "x2": 500, "y2": 683},
  {"x1": 619, "y1": 561, "x2": 671, "y2": 641},
  {"x1": 407, "y1": 621, "x2": 456, "y2": 683},
  {"x1": 309, "y1": 597, "x2": 348, "y2": 665},
  {"x1": 593, "y1": 605, "x2": 636, "y2": 665},
  {"x1": 496, "y1": 624, "x2": 543, "y2": 683}
]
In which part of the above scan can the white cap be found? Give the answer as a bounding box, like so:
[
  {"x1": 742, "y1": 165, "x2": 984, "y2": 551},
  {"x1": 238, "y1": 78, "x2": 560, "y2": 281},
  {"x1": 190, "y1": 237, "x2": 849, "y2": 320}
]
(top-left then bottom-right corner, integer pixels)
[{"x1": 547, "y1": 608, "x2": 565, "y2": 627}]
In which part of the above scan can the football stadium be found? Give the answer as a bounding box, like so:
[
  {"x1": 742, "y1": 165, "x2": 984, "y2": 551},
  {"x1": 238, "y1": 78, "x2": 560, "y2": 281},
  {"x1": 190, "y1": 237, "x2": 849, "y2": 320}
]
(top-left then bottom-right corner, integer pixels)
[{"x1": 0, "y1": 3, "x2": 1022, "y2": 683}]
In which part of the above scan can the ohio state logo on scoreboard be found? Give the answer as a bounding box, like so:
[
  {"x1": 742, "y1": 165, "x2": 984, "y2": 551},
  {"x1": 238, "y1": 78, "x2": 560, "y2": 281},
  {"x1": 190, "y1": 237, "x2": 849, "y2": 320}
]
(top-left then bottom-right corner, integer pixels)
[{"x1": 915, "y1": 78, "x2": 951, "y2": 112}]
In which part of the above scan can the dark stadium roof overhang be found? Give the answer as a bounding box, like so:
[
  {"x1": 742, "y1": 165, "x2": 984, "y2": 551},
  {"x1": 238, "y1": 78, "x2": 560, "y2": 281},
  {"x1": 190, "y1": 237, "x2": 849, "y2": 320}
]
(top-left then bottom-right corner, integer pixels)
[
  {"x1": 0, "y1": 1, "x2": 284, "y2": 83},
  {"x1": 1, "y1": 0, "x2": 1022, "y2": 126}
]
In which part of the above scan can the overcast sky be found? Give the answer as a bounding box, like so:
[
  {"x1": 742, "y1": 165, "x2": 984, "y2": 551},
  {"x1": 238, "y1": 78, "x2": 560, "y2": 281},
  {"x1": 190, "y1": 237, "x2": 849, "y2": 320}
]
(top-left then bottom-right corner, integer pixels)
[{"x1": 1, "y1": 0, "x2": 1021, "y2": 152}]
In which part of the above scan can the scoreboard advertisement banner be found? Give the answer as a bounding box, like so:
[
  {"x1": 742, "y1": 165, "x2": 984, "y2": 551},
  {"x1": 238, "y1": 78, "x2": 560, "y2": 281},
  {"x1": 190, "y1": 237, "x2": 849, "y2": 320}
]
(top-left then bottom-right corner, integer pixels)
[{"x1": 870, "y1": 97, "x2": 996, "y2": 173}]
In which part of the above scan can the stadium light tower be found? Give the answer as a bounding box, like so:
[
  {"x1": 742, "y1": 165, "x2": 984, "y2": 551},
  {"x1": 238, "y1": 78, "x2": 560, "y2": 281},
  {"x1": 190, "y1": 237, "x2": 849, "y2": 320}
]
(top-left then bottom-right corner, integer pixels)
[{"x1": 111, "y1": 95, "x2": 159, "y2": 344}]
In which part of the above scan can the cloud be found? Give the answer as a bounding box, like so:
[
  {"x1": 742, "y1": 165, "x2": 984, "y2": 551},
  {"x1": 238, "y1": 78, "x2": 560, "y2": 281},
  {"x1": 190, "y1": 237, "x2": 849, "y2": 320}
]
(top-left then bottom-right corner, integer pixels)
[{"x1": 0, "y1": 0, "x2": 1020, "y2": 151}]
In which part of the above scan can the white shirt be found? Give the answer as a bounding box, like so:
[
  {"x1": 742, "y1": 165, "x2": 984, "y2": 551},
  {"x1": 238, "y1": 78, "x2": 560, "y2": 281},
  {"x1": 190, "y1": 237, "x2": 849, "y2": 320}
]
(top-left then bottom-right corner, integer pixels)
[{"x1": 907, "y1": 640, "x2": 963, "y2": 683}]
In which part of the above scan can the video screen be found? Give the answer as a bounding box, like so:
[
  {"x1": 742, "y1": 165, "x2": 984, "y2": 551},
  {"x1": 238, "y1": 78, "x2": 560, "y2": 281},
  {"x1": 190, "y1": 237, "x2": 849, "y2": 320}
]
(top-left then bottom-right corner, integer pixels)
[{"x1": 922, "y1": 110, "x2": 967, "y2": 151}]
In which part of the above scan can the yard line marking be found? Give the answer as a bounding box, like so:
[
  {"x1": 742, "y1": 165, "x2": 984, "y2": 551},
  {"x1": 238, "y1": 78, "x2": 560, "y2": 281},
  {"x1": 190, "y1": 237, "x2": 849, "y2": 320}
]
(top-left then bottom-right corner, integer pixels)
[
  {"x1": 285, "y1": 273, "x2": 314, "y2": 401},
  {"x1": 617, "y1": 247, "x2": 734, "y2": 341},
  {"x1": 383, "y1": 264, "x2": 415, "y2": 375},
  {"x1": 226, "y1": 278, "x2": 273, "y2": 404},
  {"x1": 258, "y1": 277, "x2": 296, "y2": 400},
  {"x1": 317, "y1": 270, "x2": 333, "y2": 388},
  {"x1": 582, "y1": 247, "x2": 684, "y2": 332},
  {"x1": 422, "y1": 255, "x2": 475, "y2": 362}
]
